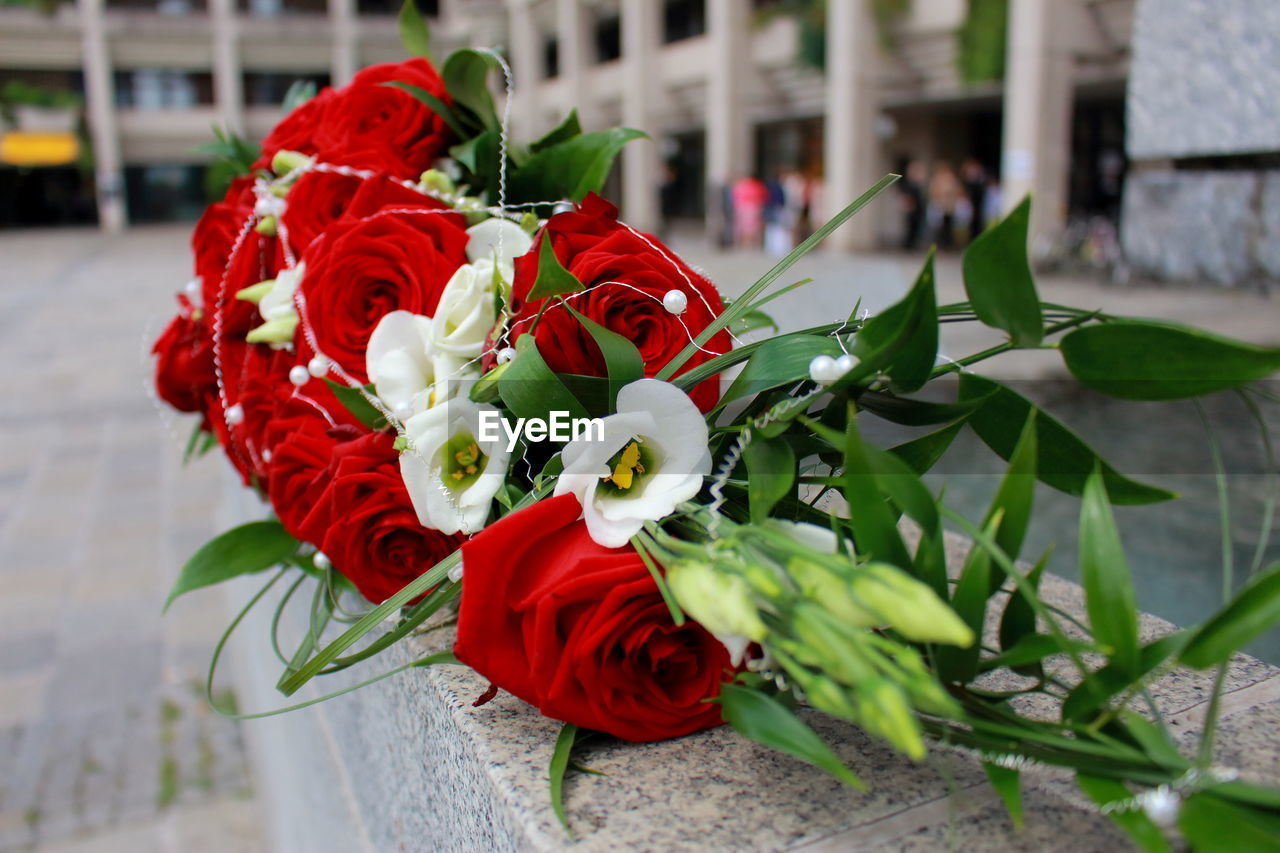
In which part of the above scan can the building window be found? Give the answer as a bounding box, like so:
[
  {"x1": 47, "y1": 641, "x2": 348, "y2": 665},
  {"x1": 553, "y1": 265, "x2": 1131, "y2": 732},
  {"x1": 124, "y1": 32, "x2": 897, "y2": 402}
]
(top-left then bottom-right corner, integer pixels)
[
  {"x1": 106, "y1": 0, "x2": 208, "y2": 13},
  {"x1": 543, "y1": 35, "x2": 560, "y2": 79},
  {"x1": 593, "y1": 12, "x2": 621, "y2": 63},
  {"x1": 663, "y1": 0, "x2": 705, "y2": 43},
  {"x1": 124, "y1": 164, "x2": 207, "y2": 223},
  {"x1": 113, "y1": 69, "x2": 214, "y2": 109},
  {"x1": 238, "y1": 0, "x2": 327, "y2": 17},
  {"x1": 243, "y1": 71, "x2": 331, "y2": 107},
  {"x1": 356, "y1": 0, "x2": 437, "y2": 15}
]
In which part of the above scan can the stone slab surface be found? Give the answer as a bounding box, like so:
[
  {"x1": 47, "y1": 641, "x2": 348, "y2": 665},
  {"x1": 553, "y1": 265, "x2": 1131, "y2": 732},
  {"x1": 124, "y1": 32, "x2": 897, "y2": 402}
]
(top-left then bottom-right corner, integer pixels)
[
  {"x1": 1128, "y1": 0, "x2": 1280, "y2": 159},
  {"x1": 233, "y1": 527, "x2": 1280, "y2": 853}
]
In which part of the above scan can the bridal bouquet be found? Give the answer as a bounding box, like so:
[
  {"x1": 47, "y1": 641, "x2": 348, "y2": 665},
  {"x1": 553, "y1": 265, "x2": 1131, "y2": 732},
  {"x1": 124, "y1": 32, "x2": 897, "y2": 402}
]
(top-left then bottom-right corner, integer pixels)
[{"x1": 152, "y1": 8, "x2": 1280, "y2": 850}]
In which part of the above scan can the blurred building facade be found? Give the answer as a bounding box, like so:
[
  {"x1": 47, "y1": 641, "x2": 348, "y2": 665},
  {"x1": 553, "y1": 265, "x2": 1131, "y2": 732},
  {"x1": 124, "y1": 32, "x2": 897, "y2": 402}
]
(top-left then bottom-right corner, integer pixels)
[
  {"x1": 0, "y1": 0, "x2": 500, "y2": 229},
  {"x1": 500, "y1": 0, "x2": 1134, "y2": 255}
]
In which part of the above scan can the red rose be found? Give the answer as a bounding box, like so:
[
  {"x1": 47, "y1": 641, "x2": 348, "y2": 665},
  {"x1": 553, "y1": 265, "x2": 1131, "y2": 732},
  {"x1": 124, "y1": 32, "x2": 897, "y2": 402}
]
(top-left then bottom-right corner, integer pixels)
[
  {"x1": 455, "y1": 494, "x2": 731, "y2": 742},
  {"x1": 503, "y1": 194, "x2": 731, "y2": 411},
  {"x1": 265, "y1": 413, "x2": 361, "y2": 543},
  {"x1": 152, "y1": 298, "x2": 216, "y2": 416},
  {"x1": 258, "y1": 88, "x2": 337, "y2": 165},
  {"x1": 280, "y1": 169, "x2": 362, "y2": 257},
  {"x1": 295, "y1": 179, "x2": 468, "y2": 381},
  {"x1": 314, "y1": 60, "x2": 455, "y2": 178},
  {"x1": 193, "y1": 179, "x2": 281, "y2": 338},
  {"x1": 302, "y1": 431, "x2": 464, "y2": 604}
]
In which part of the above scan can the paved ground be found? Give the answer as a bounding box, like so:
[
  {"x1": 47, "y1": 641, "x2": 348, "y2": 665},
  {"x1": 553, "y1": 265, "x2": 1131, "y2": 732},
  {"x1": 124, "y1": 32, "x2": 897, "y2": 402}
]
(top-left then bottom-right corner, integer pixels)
[
  {"x1": 0, "y1": 224, "x2": 1277, "y2": 852},
  {"x1": 0, "y1": 226, "x2": 262, "y2": 852}
]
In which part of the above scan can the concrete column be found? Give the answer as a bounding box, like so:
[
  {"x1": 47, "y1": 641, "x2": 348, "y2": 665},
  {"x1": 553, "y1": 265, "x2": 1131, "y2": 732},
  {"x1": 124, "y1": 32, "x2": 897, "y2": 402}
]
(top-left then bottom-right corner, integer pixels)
[
  {"x1": 77, "y1": 0, "x2": 125, "y2": 232},
  {"x1": 823, "y1": 0, "x2": 881, "y2": 251},
  {"x1": 556, "y1": 0, "x2": 590, "y2": 126},
  {"x1": 1000, "y1": 0, "x2": 1074, "y2": 252},
  {"x1": 210, "y1": 0, "x2": 244, "y2": 135},
  {"x1": 330, "y1": 0, "x2": 358, "y2": 87},
  {"x1": 506, "y1": 0, "x2": 542, "y2": 138},
  {"x1": 619, "y1": 0, "x2": 660, "y2": 231},
  {"x1": 705, "y1": 0, "x2": 750, "y2": 245}
]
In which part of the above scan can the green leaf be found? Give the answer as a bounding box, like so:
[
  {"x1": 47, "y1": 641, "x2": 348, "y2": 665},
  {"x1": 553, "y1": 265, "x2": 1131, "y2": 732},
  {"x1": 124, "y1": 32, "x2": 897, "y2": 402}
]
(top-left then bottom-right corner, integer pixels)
[
  {"x1": 841, "y1": 404, "x2": 914, "y2": 569},
  {"x1": 1060, "y1": 320, "x2": 1280, "y2": 401},
  {"x1": 1179, "y1": 793, "x2": 1280, "y2": 853},
  {"x1": 549, "y1": 722, "x2": 579, "y2": 838},
  {"x1": 980, "y1": 633, "x2": 1095, "y2": 672},
  {"x1": 281, "y1": 79, "x2": 317, "y2": 112},
  {"x1": 323, "y1": 380, "x2": 388, "y2": 431},
  {"x1": 856, "y1": 388, "x2": 991, "y2": 427},
  {"x1": 183, "y1": 420, "x2": 217, "y2": 465},
  {"x1": 962, "y1": 196, "x2": 1042, "y2": 347},
  {"x1": 984, "y1": 411, "x2": 1037, "y2": 585},
  {"x1": 1077, "y1": 774, "x2": 1173, "y2": 853},
  {"x1": 508, "y1": 127, "x2": 646, "y2": 204},
  {"x1": 527, "y1": 235, "x2": 584, "y2": 301},
  {"x1": 983, "y1": 762, "x2": 1023, "y2": 829},
  {"x1": 1062, "y1": 631, "x2": 1188, "y2": 722},
  {"x1": 719, "y1": 334, "x2": 841, "y2": 408},
  {"x1": 715, "y1": 683, "x2": 864, "y2": 789},
  {"x1": 561, "y1": 302, "x2": 644, "y2": 408},
  {"x1": 164, "y1": 521, "x2": 298, "y2": 612},
  {"x1": 442, "y1": 48, "x2": 501, "y2": 132},
  {"x1": 385, "y1": 81, "x2": 467, "y2": 140},
  {"x1": 497, "y1": 335, "x2": 591, "y2": 423},
  {"x1": 889, "y1": 420, "x2": 965, "y2": 475},
  {"x1": 1118, "y1": 711, "x2": 1190, "y2": 772},
  {"x1": 1079, "y1": 466, "x2": 1141, "y2": 675},
  {"x1": 397, "y1": 0, "x2": 432, "y2": 61},
  {"x1": 744, "y1": 436, "x2": 796, "y2": 524},
  {"x1": 960, "y1": 374, "x2": 1176, "y2": 505},
  {"x1": 840, "y1": 251, "x2": 938, "y2": 393},
  {"x1": 530, "y1": 109, "x2": 582, "y2": 153},
  {"x1": 936, "y1": 513, "x2": 997, "y2": 683},
  {"x1": 731, "y1": 308, "x2": 779, "y2": 335},
  {"x1": 1180, "y1": 562, "x2": 1280, "y2": 669},
  {"x1": 998, "y1": 549, "x2": 1049, "y2": 675}
]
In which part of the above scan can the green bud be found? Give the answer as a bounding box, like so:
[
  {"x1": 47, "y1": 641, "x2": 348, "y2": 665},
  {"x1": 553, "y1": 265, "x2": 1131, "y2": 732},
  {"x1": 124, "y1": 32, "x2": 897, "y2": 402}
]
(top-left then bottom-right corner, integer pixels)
[
  {"x1": 191, "y1": 308, "x2": 203, "y2": 322},
  {"x1": 850, "y1": 563, "x2": 974, "y2": 647},
  {"x1": 419, "y1": 168, "x2": 456, "y2": 197},
  {"x1": 245, "y1": 315, "x2": 299, "y2": 344},
  {"x1": 856, "y1": 677, "x2": 926, "y2": 760},
  {"x1": 392, "y1": 435, "x2": 409, "y2": 452},
  {"x1": 255, "y1": 215, "x2": 277, "y2": 237},
  {"x1": 789, "y1": 557, "x2": 879, "y2": 628},
  {"x1": 790, "y1": 603, "x2": 873, "y2": 685},
  {"x1": 269, "y1": 181, "x2": 291, "y2": 198},
  {"x1": 235, "y1": 279, "x2": 275, "y2": 304},
  {"x1": 798, "y1": 673, "x2": 859, "y2": 720},
  {"x1": 468, "y1": 362, "x2": 508, "y2": 404},
  {"x1": 271, "y1": 149, "x2": 313, "y2": 177},
  {"x1": 667, "y1": 561, "x2": 766, "y2": 644},
  {"x1": 519, "y1": 210, "x2": 540, "y2": 235},
  {"x1": 464, "y1": 209, "x2": 489, "y2": 227}
]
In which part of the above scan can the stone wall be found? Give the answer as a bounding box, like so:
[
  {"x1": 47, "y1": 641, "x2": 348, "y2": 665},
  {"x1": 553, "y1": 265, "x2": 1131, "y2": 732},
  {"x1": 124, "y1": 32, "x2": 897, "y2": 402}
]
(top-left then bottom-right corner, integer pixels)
[
  {"x1": 1122, "y1": 0, "x2": 1280, "y2": 289},
  {"x1": 1122, "y1": 170, "x2": 1280, "y2": 289}
]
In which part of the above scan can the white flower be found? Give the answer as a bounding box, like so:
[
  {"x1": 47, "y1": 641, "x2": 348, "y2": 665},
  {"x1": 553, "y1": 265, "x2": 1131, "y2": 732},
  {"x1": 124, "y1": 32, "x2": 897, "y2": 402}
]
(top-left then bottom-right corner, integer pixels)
[
  {"x1": 400, "y1": 398, "x2": 511, "y2": 535},
  {"x1": 431, "y1": 259, "x2": 499, "y2": 361},
  {"x1": 555, "y1": 379, "x2": 711, "y2": 548},
  {"x1": 259, "y1": 262, "x2": 304, "y2": 324},
  {"x1": 366, "y1": 310, "x2": 434, "y2": 419},
  {"x1": 465, "y1": 217, "x2": 532, "y2": 272}
]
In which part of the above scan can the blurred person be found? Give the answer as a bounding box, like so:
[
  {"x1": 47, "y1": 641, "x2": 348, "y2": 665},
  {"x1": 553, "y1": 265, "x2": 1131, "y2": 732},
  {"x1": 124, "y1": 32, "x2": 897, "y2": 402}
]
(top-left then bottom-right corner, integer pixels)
[
  {"x1": 961, "y1": 157, "x2": 989, "y2": 239},
  {"x1": 928, "y1": 161, "x2": 963, "y2": 250},
  {"x1": 898, "y1": 160, "x2": 927, "y2": 251},
  {"x1": 763, "y1": 171, "x2": 791, "y2": 256},
  {"x1": 781, "y1": 167, "x2": 808, "y2": 246},
  {"x1": 731, "y1": 174, "x2": 769, "y2": 249},
  {"x1": 982, "y1": 176, "x2": 1003, "y2": 230}
]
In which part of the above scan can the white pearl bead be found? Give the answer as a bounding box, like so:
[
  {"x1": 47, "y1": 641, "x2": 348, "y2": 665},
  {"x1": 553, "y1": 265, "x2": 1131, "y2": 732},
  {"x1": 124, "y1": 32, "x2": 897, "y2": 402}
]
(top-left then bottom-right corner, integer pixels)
[
  {"x1": 289, "y1": 365, "x2": 310, "y2": 386},
  {"x1": 307, "y1": 355, "x2": 329, "y2": 378},
  {"x1": 313, "y1": 552, "x2": 331, "y2": 571},
  {"x1": 808, "y1": 354, "x2": 838, "y2": 385},
  {"x1": 662, "y1": 289, "x2": 688, "y2": 315},
  {"x1": 183, "y1": 278, "x2": 200, "y2": 300},
  {"x1": 262, "y1": 448, "x2": 272, "y2": 463},
  {"x1": 834, "y1": 353, "x2": 860, "y2": 375},
  {"x1": 1142, "y1": 788, "x2": 1180, "y2": 827},
  {"x1": 496, "y1": 347, "x2": 518, "y2": 365},
  {"x1": 225, "y1": 403, "x2": 245, "y2": 425},
  {"x1": 392, "y1": 401, "x2": 413, "y2": 420},
  {"x1": 447, "y1": 563, "x2": 464, "y2": 583}
]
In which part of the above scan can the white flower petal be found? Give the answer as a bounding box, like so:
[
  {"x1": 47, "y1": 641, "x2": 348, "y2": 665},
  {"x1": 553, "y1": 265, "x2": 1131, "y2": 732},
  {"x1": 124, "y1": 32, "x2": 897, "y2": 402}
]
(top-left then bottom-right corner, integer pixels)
[
  {"x1": 466, "y1": 218, "x2": 533, "y2": 267},
  {"x1": 400, "y1": 398, "x2": 510, "y2": 535}
]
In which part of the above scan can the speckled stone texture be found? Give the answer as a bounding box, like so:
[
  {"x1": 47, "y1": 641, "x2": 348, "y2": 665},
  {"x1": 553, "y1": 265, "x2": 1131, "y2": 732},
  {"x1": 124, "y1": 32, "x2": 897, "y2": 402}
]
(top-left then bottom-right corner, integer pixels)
[
  {"x1": 230, "y1": 528, "x2": 1280, "y2": 852},
  {"x1": 1128, "y1": 0, "x2": 1280, "y2": 160}
]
